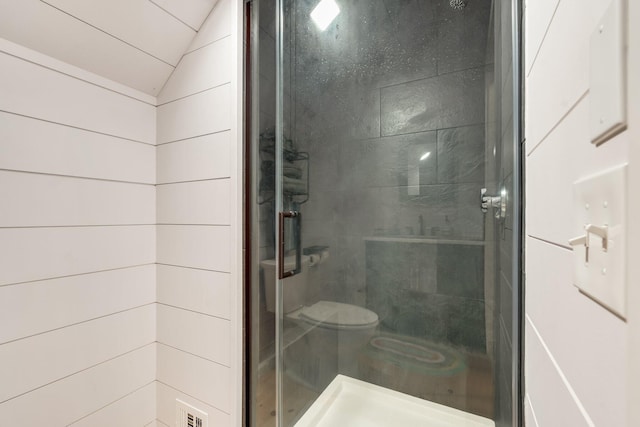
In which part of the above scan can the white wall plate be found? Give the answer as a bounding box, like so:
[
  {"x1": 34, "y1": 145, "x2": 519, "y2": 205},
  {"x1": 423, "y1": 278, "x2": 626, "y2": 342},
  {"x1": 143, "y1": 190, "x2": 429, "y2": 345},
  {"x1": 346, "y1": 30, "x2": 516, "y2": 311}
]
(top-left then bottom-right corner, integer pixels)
[
  {"x1": 571, "y1": 164, "x2": 627, "y2": 318},
  {"x1": 589, "y1": 0, "x2": 627, "y2": 145}
]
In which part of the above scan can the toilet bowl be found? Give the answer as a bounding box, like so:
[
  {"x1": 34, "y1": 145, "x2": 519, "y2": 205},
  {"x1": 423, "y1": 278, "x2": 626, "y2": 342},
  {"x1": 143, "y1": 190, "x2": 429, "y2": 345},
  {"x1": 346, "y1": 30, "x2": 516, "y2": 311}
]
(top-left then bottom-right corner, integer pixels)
[{"x1": 260, "y1": 256, "x2": 379, "y2": 389}]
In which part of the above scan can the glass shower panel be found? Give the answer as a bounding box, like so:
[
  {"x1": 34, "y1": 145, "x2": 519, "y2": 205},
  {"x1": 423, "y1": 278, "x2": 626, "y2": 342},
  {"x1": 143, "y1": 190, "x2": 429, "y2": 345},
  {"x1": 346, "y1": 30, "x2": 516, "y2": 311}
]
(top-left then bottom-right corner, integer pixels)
[{"x1": 249, "y1": 0, "x2": 521, "y2": 426}]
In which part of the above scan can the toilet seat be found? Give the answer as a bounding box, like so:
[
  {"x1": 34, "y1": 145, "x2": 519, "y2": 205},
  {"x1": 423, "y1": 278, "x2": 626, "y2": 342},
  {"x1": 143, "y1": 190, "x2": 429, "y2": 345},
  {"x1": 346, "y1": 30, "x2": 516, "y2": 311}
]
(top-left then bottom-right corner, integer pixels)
[{"x1": 299, "y1": 301, "x2": 379, "y2": 330}]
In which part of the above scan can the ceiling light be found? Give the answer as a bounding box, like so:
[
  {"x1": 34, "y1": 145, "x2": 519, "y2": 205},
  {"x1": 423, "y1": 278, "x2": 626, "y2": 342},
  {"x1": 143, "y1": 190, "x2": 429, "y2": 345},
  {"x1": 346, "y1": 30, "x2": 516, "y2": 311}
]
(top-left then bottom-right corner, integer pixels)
[
  {"x1": 420, "y1": 152, "x2": 431, "y2": 161},
  {"x1": 311, "y1": 0, "x2": 340, "y2": 31}
]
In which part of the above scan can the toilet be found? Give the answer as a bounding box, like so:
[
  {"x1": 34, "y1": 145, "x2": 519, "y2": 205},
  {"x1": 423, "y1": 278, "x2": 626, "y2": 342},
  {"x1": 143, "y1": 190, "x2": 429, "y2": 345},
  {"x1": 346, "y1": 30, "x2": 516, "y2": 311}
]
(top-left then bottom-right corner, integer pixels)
[{"x1": 261, "y1": 255, "x2": 379, "y2": 390}]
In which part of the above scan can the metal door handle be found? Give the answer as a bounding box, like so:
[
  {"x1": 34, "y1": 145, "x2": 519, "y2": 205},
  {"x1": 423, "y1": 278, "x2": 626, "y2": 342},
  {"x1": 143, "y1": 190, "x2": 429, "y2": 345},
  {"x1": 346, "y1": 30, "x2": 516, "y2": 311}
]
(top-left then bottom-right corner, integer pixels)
[
  {"x1": 481, "y1": 188, "x2": 507, "y2": 219},
  {"x1": 278, "y1": 211, "x2": 301, "y2": 279}
]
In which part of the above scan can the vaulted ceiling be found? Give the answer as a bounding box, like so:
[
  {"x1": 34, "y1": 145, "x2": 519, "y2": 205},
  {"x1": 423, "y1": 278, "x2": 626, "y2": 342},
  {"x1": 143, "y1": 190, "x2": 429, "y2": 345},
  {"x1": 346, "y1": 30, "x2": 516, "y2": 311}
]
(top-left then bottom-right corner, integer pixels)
[{"x1": 0, "y1": 0, "x2": 219, "y2": 96}]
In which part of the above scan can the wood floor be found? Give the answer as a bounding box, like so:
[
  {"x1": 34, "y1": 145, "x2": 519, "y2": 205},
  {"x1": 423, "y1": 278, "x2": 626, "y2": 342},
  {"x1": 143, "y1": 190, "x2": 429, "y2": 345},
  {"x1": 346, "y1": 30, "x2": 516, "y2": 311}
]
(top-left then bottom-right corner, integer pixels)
[{"x1": 255, "y1": 368, "x2": 320, "y2": 427}]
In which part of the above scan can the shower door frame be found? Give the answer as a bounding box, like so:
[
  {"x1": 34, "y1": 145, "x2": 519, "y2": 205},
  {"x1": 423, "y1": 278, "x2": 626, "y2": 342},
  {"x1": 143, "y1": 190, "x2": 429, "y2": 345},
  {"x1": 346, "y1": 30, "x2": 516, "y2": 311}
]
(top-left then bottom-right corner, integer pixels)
[
  {"x1": 243, "y1": 0, "x2": 526, "y2": 425},
  {"x1": 511, "y1": 0, "x2": 524, "y2": 426}
]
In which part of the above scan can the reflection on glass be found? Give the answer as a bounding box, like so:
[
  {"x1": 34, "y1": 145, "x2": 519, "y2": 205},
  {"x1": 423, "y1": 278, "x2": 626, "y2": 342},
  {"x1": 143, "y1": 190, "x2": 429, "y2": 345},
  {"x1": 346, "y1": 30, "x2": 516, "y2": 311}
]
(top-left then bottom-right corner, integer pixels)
[
  {"x1": 310, "y1": 0, "x2": 340, "y2": 31},
  {"x1": 409, "y1": 144, "x2": 435, "y2": 196},
  {"x1": 251, "y1": 0, "x2": 519, "y2": 425}
]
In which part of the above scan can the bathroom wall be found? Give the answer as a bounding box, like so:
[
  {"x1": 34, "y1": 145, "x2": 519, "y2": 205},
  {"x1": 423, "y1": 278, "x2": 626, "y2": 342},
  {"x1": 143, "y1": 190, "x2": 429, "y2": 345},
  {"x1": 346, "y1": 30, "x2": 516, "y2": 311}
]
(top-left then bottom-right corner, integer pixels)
[
  {"x1": 0, "y1": 0, "x2": 243, "y2": 424},
  {"x1": 0, "y1": 39, "x2": 157, "y2": 425},
  {"x1": 628, "y1": 3, "x2": 640, "y2": 426},
  {"x1": 365, "y1": 240, "x2": 486, "y2": 350},
  {"x1": 289, "y1": 0, "x2": 491, "y2": 343},
  {"x1": 155, "y1": 0, "x2": 243, "y2": 425},
  {"x1": 524, "y1": 0, "x2": 629, "y2": 426}
]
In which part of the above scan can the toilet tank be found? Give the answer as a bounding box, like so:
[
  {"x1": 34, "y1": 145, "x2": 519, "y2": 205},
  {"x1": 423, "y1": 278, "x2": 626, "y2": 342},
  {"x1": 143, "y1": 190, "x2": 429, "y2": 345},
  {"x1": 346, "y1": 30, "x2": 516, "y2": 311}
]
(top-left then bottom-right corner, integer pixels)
[{"x1": 261, "y1": 255, "x2": 311, "y2": 314}]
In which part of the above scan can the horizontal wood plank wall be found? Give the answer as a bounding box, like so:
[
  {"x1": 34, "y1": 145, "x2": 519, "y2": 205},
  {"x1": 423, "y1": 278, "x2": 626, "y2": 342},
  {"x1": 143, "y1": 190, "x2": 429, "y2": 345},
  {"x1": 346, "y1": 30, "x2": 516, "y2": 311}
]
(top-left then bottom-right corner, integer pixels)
[
  {"x1": 524, "y1": 0, "x2": 629, "y2": 426},
  {"x1": 0, "y1": 41, "x2": 157, "y2": 426},
  {"x1": 155, "y1": 0, "x2": 237, "y2": 424}
]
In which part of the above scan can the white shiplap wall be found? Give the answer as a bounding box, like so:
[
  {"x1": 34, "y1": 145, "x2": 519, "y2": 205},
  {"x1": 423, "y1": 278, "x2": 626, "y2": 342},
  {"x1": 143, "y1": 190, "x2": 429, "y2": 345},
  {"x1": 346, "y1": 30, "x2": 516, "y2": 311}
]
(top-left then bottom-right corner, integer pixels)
[
  {"x1": 155, "y1": 0, "x2": 242, "y2": 425},
  {"x1": 0, "y1": 39, "x2": 157, "y2": 426},
  {"x1": 0, "y1": 0, "x2": 219, "y2": 95},
  {"x1": 628, "y1": 2, "x2": 640, "y2": 426},
  {"x1": 0, "y1": 0, "x2": 242, "y2": 424},
  {"x1": 524, "y1": 0, "x2": 631, "y2": 426}
]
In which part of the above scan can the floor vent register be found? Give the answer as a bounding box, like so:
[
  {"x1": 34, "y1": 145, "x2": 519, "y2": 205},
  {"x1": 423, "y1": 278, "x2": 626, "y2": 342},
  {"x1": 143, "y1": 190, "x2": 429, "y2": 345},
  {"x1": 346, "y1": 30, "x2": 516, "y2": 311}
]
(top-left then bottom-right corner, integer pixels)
[{"x1": 176, "y1": 399, "x2": 208, "y2": 427}]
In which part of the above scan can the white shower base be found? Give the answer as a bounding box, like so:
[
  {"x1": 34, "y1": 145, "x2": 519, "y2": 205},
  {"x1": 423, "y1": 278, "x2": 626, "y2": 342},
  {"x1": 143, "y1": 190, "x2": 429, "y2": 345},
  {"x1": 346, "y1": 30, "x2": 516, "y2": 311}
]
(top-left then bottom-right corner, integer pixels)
[{"x1": 295, "y1": 375, "x2": 495, "y2": 427}]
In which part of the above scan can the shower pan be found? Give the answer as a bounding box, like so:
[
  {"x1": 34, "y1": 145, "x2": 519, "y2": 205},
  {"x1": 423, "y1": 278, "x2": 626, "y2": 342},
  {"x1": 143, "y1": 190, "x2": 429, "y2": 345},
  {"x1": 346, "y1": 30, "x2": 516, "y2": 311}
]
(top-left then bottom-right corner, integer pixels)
[{"x1": 246, "y1": 0, "x2": 522, "y2": 425}]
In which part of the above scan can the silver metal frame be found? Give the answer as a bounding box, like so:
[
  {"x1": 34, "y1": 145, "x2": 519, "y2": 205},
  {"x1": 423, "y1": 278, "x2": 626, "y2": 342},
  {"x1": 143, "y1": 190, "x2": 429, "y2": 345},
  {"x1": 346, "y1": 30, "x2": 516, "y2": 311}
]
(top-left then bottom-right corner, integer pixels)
[
  {"x1": 275, "y1": 0, "x2": 284, "y2": 425},
  {"x1": 266, "y1": 0, "x2": 525, "y2": 425},
  {"x1": 247, "y1": 2, "x2": 262, "y2": 426},
  {"x1": 510, "y1": 0, "x2": 524, "y2": 425}
]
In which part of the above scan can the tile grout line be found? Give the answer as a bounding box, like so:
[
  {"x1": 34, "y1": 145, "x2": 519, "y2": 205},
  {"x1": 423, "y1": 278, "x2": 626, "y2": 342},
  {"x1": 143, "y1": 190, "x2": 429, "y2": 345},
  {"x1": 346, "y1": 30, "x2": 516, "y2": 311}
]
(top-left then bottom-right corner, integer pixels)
[{"x1": 378, "y1": 63, "x2": 485, "y2": 91}]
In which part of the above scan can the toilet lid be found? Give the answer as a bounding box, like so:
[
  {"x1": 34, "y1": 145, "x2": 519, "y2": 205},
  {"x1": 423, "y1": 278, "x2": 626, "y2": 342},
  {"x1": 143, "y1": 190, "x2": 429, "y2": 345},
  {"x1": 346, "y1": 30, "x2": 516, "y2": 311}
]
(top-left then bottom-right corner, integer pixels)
[{"x1": 300, "y1": 301, "x2": 378, "y2": 328}]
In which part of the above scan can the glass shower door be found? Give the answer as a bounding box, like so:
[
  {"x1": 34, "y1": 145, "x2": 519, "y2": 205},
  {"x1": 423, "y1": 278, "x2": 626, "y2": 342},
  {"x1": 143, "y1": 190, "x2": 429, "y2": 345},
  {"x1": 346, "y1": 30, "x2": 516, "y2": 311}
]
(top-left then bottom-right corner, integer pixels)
[{"x1": 255, "y1": 0, "x2": 521, "y2": 426}]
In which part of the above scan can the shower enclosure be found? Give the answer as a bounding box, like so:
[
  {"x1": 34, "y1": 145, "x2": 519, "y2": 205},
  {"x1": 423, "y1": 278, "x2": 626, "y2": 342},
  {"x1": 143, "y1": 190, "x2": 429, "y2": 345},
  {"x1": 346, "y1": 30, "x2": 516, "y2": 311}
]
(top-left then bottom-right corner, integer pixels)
[{"x1": 247, "y1": 0, "x2": 521, "y2": 425}]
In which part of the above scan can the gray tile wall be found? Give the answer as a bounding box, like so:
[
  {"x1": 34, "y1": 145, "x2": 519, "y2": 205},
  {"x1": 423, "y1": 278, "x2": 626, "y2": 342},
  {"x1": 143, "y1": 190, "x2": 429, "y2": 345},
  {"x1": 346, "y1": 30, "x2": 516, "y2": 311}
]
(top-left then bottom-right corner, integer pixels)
[
  {"x1": 380, "y1": 68, "x2": 485, "y2": 136},
  {"x1": 366, "y1": 241, "x2": 486, "y2": 351},
  {"x1": 290, "y1": 0, "x2": 492, "y2": 313}
]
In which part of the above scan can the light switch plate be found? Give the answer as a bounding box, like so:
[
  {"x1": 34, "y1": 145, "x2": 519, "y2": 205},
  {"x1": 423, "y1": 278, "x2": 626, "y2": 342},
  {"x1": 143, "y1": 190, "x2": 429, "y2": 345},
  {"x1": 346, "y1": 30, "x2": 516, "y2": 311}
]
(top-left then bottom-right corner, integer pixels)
[
  {"x1": 572, "y1": 164, "x2": 627, "y2": 318},
  {"x1": 589, "y1": 0, "x2": 626, "y2": 145}
]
